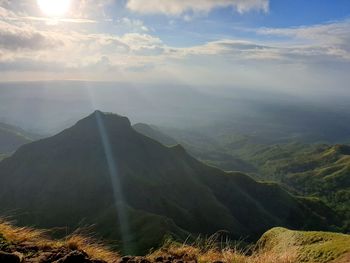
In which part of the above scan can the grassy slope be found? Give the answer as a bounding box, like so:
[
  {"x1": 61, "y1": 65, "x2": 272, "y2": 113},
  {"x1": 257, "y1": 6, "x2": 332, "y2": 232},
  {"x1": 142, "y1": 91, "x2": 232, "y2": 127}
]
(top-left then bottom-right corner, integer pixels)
[
  {"x1": 188, "y1": 133, "x2": 350, "y2": 231},
  {"x1": 0, "y1": 112, "x2": 337, "y2": 254},
  {"x1": 234, "y1": 143, "x2": 350, "y2": 230},
  {"x1": 259, "y1": 227, "x2": 350, "y2": 263}
]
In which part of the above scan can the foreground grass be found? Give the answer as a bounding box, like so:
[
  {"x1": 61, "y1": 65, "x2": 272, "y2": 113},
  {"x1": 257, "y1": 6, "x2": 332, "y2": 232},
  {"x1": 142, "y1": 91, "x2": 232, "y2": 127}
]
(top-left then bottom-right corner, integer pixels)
[
  {"x1": 0, "y1": 218, "x2": 119, "y2": 262},
  {"x1": 1, "y1": 219, "x2": 349, "y2": 263},
  {"x1": 148, "y1": 241, "x2": 297, "y2": 263}
]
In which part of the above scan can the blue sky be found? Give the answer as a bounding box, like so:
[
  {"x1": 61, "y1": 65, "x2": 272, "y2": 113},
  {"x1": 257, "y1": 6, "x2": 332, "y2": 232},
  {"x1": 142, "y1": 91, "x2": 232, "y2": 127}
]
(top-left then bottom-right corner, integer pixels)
[
  {"x1": 0, "y1": 0, "x2": 350, "y2": 97},
  {"x1": 102, "y1": 0, "x2": 350, "y2": 44}
]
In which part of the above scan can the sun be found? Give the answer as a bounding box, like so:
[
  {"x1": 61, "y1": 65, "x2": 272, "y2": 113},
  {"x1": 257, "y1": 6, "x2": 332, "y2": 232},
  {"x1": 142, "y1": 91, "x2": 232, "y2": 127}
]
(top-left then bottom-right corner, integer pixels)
[{"x1": 37, "y1": 0, "x2": 71, "y2": 17}]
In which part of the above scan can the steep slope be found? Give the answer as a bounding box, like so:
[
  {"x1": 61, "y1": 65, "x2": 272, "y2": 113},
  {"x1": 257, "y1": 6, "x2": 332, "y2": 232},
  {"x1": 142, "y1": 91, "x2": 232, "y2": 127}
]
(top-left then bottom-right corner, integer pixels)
[
  {"x1": 0, "y1": 123, "x2": 33, "y2": 154},
  {"x1": 133, "y1": 123, "x2": 177, "y2": 146},
  {"x1": 237, "y1": 143, "x2": 350, "y2": 230},
  {"x1": 259, "y1": 227, "x2": 350, "y2": 263},
  {"x1": 0, "y1": 111, "x2": 337, "y2": 254},
  {"x1": 141, "y1": 125, "x2": 255, "y2": 173},
  {"x1": 280, "y1": 145, "x2": 350, "y2": 229}
]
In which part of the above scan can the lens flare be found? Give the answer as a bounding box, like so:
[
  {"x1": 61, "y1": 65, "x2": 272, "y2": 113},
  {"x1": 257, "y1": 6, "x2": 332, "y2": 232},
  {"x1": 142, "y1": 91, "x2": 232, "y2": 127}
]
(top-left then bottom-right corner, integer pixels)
[{"x1": 37, "y1": 0, "x2": 71, "y2": 17}]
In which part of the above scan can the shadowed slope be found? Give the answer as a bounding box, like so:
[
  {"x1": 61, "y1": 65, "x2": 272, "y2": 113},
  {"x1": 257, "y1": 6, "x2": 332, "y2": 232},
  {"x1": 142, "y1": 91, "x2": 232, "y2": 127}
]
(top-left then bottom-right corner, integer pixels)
[
  {"x1": 0, "y1": 111, "x2": 338, "y2": 254},
  {"x1": 133, "y1": 123, "x2": 177, "y2": 146}
]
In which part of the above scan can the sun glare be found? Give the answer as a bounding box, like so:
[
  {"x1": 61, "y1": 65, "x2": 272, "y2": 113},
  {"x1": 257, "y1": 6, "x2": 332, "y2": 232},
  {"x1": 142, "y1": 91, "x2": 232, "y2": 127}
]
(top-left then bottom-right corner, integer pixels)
[{"x1": 37, "y1": 0, "x2": 71, "y2": 17}]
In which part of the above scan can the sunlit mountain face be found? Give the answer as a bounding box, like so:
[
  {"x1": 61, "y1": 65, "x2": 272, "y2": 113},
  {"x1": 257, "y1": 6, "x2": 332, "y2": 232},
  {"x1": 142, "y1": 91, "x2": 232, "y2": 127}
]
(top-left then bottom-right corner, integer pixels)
[{"x1": 1, "y1": 1, "x2": 350, "y2": 261}]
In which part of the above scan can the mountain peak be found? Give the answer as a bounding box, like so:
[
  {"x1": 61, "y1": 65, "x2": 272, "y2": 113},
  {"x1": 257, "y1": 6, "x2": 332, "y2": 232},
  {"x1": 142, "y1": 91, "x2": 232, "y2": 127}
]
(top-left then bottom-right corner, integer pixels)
[
  {"x1": 89, "y1": 110, "x2": 131, "y2": 124},
  {"x1": 73, "y1": 111, "x2": 132, "y2": 133}
]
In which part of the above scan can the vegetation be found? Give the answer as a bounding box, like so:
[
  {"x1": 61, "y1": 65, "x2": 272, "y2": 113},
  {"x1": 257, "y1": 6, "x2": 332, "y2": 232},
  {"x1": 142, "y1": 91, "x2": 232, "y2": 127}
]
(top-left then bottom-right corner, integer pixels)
[
  {"x1": 160, "y1": 125, "x2": 350, "y2": 231},
  {"x1": 2, "y1": 219, "x2": 350, "y2": 263},
  {"x1": 0, "y1": 218, "x2": 119, "y2": 262},
  {"x1": 223, "y1": 142, "x2": 350, "y2": 231},
  {"x1": 259, "y1": 227, "x2": 350, "y2": 263},
  {"x1": 0, "y1": 111, "x2": 337, "y2": 254}
]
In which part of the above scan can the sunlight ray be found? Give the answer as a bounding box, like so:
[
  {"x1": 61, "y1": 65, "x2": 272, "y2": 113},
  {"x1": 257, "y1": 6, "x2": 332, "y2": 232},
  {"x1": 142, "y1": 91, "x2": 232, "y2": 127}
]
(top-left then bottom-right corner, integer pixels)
[{"x1": 86, "y1": 85, "x2": 132, "y2": 253}]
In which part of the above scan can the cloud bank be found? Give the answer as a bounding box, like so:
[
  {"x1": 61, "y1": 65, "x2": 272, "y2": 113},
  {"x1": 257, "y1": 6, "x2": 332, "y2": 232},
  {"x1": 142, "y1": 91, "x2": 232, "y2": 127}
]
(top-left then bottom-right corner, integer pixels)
[
  {"x1": 0, "y1": 0, "x2": 349, "y2": 98},
  {"x1": 126, "y1": 0, "x2": 269, "y2": 15}
]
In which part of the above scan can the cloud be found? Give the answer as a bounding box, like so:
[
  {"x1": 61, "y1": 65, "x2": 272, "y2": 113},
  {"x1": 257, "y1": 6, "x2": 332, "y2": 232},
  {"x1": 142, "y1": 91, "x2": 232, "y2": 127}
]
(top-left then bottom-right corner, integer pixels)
[
  {"x1": 0, "y1": 21, "x2": 63, "y2": 50},
  {"x1": 0, "y1": 16, "x2": 164, "y2": 72},
  {"x1": 256, "y1": 20, "x2": 350, "y2": 61},
  {"x1": 257, "y1": 19, "x2": 350, "y2": 45},
  {"x1": 126, "y1": 0, "x2": 269, "y2": 16},
  {"x1": 117, "y1": 18, "x2": 149, "y2": 32},
  {"x1": 0, "y1": 0, "x2": 349, "y2": 96}
]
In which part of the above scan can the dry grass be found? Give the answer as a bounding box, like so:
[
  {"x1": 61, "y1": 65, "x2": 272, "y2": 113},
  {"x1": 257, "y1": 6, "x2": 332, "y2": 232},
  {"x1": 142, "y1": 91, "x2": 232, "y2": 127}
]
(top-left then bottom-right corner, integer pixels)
[
  {"x1": 0, "y1": 218, "x2": 54, "y2": 248},
  {"x1": 0, "y1": 218, "x2": 119, "y2": 262},
  {"x1": 148, "y1": 235, "x2": 298, "y2": 263},
  {"x1": 149, "y1": 244, "x2": 298, "y2": 263},
  {"x1": 0, "y1": 219, "x2": 299, "y2": 263},
  {"x1": 65, "y1": 235, "x2": 119, "y2": 263}
]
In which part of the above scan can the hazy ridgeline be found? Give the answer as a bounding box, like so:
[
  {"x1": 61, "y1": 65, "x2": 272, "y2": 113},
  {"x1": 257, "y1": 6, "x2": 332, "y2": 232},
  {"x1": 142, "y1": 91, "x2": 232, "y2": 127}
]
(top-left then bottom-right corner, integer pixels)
[{"x1": 1, "y1": 81, "x2": 350, "y2": 144}]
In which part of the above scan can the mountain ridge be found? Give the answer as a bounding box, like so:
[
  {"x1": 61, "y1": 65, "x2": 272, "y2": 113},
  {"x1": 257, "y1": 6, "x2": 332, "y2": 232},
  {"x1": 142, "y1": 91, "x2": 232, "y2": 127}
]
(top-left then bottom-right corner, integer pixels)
[{"x1": 0, "y1": 111, "x2": 339, "y2": 254}]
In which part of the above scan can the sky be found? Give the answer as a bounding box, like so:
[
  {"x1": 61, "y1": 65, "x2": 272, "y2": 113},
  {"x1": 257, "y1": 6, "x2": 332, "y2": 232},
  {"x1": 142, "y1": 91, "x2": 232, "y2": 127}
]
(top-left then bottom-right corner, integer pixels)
[{"x1": 0, "y1": 0, "x2": 350, "y2": 96}]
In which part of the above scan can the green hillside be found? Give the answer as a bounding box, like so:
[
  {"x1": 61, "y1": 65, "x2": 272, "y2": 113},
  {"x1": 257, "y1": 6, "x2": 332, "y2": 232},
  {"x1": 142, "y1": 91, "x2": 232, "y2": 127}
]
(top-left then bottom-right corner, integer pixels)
[
  {"x1": 259, "y1": 227, "x2": 350, "y2": 263},
  {"x1": 279, "y1": 145, "x2": 350, "y2": 229},
  {"x1": 0, "y1": 111, "x2": 337, "y2": 254},
  {"x1": 132, "y1": 125, "x2": 350, "y2": 230},
  {"x1": 229, "y1": 143, "x2": 350, "y2": 230}
]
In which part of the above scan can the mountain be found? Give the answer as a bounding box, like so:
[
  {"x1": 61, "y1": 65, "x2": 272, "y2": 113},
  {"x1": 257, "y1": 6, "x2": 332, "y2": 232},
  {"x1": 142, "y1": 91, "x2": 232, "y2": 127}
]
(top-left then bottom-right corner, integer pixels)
[
  {"x1": 219, "y1": 142, "x2": 350, "y2": 231},
  {"x1": 140, "y1": 125, "x2": 256, "y2": 173},
  {"x1": 0, "y1": 111, "x2": 338, "y2": 254},
  {"x1": 0, "y1": 122, "x2": 34, "y2": 154},
  {"x1": 276, "y1": 144, "x2": 350, "y2": 230},
  {"x1": 133, "y1": 123, "x2": 177, "y2": 146}
]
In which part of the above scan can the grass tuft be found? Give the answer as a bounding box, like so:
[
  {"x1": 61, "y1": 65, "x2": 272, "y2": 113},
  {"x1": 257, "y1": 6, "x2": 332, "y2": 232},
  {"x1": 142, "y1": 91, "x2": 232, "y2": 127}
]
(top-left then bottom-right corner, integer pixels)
[
  {"x1": 0, "y1": 218, "x2": 119, "y2": 262},
  {"x1": 148, "y1": 233, "x2": 297, "y2": 263},
  {"x1": 65, "y1": 235, "x2": 119, "y2": 262}
]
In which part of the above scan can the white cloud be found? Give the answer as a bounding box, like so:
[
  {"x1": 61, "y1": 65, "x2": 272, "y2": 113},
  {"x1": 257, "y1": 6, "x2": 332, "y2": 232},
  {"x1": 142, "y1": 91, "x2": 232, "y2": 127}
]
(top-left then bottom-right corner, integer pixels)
[
  {"x1": 256, "y1": 20, "x2": 350, "y2": 61},
  {"x1": 0, "y1": 20, "x2": 64, "y2": 50},
  {"x1": 117, "y1": 18, "x2": 149, "y2": 32},
  {"x1": 126, "y1": 0, "x2": 269, "y2": 16},
  {"x1": 0, "y1": 0, "x2": 349, "y2": 96},
  {"x1": 257, "y1": 20, "x2": 350, "y2": 45}
]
